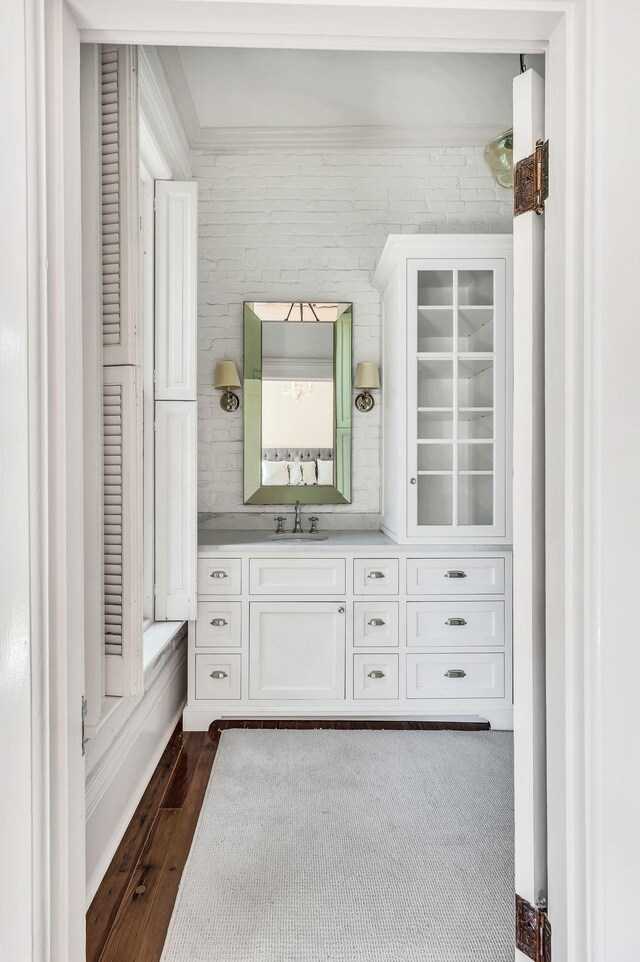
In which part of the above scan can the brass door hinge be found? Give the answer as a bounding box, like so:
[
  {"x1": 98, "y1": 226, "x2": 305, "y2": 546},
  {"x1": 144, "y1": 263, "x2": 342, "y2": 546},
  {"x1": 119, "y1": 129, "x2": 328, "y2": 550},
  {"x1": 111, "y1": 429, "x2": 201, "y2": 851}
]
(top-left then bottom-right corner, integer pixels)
[
  {"x1": 514, "y1": 139, "x2": 549, "y2": 216},
  {"x1": 516, "y1": 894, "x2": 551, "y2": 961}
]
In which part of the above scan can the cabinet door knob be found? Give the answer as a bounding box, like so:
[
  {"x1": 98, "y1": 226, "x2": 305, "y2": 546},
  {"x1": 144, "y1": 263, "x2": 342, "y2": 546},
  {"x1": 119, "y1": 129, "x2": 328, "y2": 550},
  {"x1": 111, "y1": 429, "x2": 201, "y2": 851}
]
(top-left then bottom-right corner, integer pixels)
[
  {"x1": 444, "y1": 669, "x2": 466, "y2": 679},
  {"x1": 210, "y1": 670, "x2": 228, "y2": 679},
  {"x1": 444, "y1": 570, "x2": 466, "y2": 579},
  {"x1": 368, "y1": 618, "x2": 386, "y2": 627},
  {"x1": 409, "y1": 477, "x2": 417, "y2": 485},
  {"x1": 367, "y1": 570, "x2": 385, "y2": 579},
  {"x1": 210, "y1": 570, "x2": 228, "y2": 579},
  {"x1": 445, "y1": 618, "x2": 467, "y2": 627},
  {"x1": 210, "y1": 618, "x2": 228, "y2": 627},
  {"x1": 368, "y1": 670, "x2": 386, "y2": 679},
  {"x1": 338, "y1": 607, "x2": 345, "y2": 613}
]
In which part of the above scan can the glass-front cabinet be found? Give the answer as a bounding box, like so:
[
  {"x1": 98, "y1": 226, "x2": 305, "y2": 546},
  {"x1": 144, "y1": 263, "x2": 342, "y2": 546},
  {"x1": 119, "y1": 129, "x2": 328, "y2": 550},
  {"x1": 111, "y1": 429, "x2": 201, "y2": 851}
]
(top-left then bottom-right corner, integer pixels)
[{"x1": 374, "y1": 237, "x2": 512, "y2": 543}]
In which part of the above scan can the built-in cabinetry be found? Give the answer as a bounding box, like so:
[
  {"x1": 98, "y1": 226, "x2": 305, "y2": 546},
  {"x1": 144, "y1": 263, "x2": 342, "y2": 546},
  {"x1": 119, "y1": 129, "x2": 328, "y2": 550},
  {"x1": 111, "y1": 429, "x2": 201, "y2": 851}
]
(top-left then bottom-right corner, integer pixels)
[
  {"x1": 373, "y1": 235, "x2": 512, "y2": 543},
  {"x1": 184, "y1": 535, "x2": 513, "y2": 731}
]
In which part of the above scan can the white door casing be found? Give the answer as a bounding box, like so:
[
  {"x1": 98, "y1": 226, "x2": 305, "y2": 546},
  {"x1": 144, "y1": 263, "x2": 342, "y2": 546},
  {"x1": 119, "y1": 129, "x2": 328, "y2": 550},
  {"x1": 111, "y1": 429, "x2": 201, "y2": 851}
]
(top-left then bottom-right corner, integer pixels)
[{"x1": 512, "y1": 66, "x2": 548, "y2": 926}]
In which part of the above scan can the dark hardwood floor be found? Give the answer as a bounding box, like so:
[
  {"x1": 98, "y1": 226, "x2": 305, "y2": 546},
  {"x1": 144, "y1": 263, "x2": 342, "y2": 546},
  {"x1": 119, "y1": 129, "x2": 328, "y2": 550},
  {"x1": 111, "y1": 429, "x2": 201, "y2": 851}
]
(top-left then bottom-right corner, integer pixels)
[{"x1": 87, "y1": 717, "x2": 490, "y2": 962}]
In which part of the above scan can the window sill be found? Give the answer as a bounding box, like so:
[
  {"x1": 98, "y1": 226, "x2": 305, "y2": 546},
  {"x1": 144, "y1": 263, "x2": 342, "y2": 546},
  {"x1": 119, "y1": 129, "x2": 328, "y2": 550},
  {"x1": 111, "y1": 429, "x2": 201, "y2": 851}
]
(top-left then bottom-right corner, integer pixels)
[{"x1": 143, "y1": 620, "x2": 184, "y2": 672}]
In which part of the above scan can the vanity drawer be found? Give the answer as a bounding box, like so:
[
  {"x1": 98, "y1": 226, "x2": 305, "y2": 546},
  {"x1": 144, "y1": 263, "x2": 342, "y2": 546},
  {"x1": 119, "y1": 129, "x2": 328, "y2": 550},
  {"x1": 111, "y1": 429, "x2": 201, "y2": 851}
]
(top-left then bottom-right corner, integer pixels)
[
  {"x1": 195, "y1": 653, "x2": 242, "y2": 700},
  {"x1": 407, "y1": 558, "x2": 505, "y2": 595},
  {"x1": 353, "y1": 602, "x2": 399, "y2": 647},
  {"x1": 353, "y1": 558, "x2": 399, "y2": 595},
  {"x1": 249, "y1": 558, "x2": 346, "y2": 595},
  {"x1": 195, "y1": 601, "x2": 242, "y2": 648},
  {"x1": 353, "y1": 654, "x2": 399, "y2": 700},
  {"x1": 198, "y1": 559, "x2": 242, "y2": 596},
  {"x1": 406, "y1": 652, "x2": 504, "y2": 700},
  {"x1": 407, "y1": 601, "x2": 505, "y2": 648}
]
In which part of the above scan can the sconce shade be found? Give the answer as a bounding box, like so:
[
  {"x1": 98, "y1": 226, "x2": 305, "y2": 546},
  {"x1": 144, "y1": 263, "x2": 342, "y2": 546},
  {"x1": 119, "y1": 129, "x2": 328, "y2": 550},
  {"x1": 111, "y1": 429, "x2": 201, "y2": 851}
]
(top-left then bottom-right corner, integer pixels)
[
  {"x1": 354, "y1": 362, "x2": 380, "y2": 390},
  {"x1": 214, "y1": 360, "x2": 240, "y2": 389}
]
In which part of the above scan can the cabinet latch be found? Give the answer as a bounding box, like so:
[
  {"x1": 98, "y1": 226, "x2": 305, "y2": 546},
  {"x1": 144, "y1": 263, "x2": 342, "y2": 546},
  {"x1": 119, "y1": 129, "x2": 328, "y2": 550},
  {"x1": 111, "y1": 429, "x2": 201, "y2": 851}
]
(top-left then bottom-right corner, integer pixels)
[{"x1": 514, "y1": 139, "x2": 549, "y2": 216}]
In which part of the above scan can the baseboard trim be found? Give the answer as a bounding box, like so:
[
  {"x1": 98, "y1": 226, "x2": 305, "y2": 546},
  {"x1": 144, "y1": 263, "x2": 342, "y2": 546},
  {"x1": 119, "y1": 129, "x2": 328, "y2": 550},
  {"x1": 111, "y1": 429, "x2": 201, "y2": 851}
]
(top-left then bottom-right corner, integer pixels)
[
  {"x1": 184, "y1": 706, "x2": 514, "y2": 731},
  {"x1": 85, "y1": 642, "x2": 187, "y2": 905}
]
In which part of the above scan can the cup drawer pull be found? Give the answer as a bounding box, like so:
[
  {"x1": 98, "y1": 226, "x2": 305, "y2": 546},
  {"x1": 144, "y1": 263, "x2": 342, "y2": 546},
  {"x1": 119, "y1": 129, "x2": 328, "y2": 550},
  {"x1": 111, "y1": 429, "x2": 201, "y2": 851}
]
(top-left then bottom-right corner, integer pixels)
[
  {"x1": 210, "y1": 570, "x2": 228, "y2": 579},
  {"x1": 444, "y1": 570, "x2": 466, "y2": 579},
  {"x1": 368, "y1": 618, "x2": 386, "y2": 627},
  {"x1": 210, "y1": 670, "x2": 228, "y2": 680},
  {"x1": 210, "y1": 618, "x2": 228, "y2": 627},
  {"x1": 367, "y1": 670, "x2": 386, "y2": 679},
  {"x1": 444, "y1": 669, "x2": 467, "y2": 679},
  {"x1": 367, "y1": 570, "x2": 385, "y2": 579},
  {"x1": 445, "y1": 618, "x2": 467, "y2": 627}
]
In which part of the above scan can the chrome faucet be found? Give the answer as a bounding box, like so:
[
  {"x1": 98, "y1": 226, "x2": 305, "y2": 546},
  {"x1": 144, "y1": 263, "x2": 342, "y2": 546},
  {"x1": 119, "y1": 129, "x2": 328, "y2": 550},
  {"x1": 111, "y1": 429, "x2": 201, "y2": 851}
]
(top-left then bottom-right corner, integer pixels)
[{"x1": 293, "y1": 501, "x2": 303, "y2": 534}]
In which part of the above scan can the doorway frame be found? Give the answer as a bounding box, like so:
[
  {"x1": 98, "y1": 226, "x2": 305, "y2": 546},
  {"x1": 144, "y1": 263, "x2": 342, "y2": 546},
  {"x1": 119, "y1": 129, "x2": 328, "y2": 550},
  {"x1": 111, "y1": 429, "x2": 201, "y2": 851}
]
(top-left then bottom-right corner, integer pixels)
[{"x1": 14, "y1": 2, "x2": 596, "y2": 961}]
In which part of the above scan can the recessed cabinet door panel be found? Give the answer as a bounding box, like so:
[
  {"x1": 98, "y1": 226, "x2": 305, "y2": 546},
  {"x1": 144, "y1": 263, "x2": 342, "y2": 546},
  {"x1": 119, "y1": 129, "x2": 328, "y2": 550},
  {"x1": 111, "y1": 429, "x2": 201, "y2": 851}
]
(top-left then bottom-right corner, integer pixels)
[
  {"x1": 407, "y1": 652, "x2": 504, "y2": 699},
  {"x1": 407, "y1": 601, "x2": 504, "y2": 648},
  {"x1": 407, "y1": 557, "x2": 505, "y2": 594},
  {"x1": 249, "y1": 602, "x2": 346, "y2": 700},
  {"x1": 249, "y1": 558, "x2": 346, "y2": 595}
]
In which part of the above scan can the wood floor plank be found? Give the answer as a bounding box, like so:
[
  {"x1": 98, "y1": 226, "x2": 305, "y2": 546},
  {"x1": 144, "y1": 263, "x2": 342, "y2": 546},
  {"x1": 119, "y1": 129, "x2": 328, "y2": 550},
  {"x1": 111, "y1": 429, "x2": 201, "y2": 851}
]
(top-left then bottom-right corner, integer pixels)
[
  {"x1": 160, "y1": 731, "x2": 205, "y2": 810},
  {"x1": 86, "y1": 723, "x2": 184, "y2": 962}
]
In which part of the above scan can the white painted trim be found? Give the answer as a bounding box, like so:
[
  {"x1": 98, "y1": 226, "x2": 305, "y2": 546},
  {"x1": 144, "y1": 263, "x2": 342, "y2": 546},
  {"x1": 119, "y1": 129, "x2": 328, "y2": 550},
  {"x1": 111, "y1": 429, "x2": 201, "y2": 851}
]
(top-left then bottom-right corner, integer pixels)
[
  {"x1": 139, "y1": 46, "x2": 191, "y2": 180},
  {"x1": 372, "y1": 232, "x2": 513, "y2": 291},
  {"x1": 85, "y1": 638, "x2": 187, "y2": 904}
]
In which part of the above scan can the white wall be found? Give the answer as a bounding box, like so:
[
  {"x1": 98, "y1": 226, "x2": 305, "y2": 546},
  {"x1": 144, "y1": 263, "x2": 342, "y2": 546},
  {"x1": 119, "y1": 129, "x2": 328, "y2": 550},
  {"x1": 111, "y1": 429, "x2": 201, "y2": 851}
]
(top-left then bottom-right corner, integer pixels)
[{"x1": 196, "y1": 144, "x2": 512, "y2": 525}]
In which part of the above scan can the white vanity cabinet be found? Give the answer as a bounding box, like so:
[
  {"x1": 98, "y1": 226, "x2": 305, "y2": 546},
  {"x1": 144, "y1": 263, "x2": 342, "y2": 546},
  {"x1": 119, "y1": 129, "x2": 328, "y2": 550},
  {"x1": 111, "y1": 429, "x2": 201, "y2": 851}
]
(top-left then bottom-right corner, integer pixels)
[
  {"x1": 184, "y1": 535, "x2": 513, "y2": 732},
  {"x1": 373, "y1": 235, "x2": 513, "y2": 544}
]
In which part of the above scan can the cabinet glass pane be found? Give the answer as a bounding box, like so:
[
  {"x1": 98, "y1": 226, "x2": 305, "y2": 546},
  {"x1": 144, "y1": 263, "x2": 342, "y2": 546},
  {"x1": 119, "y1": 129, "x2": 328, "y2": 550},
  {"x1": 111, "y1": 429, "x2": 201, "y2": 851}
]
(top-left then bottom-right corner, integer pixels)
[
  {"x1": 418, "y1": 308, "x2": 453, "y2": 352},
  {"x1": 418, "y1": 411, "x2": 453, "y2": 440},
  {"x1": 458, "y1": 270, "x2": 493, "y2": 306},
  {"x1": 418, "y1": 475, "x2": 453, "y2": 526},
  {"x1": 458, "y1": 474, "x2": 494, "y2": 526},
  {"x1": 418, "y1": 444, "x2": 453, "y2": 472},
  {"x1": 458, "y1": 411, "x2": 493, "y2": 439},
  {"x1": 458, "y1": 307, "x2": 494, "y2": 353},
  {"x1": 458, "y1": 442, "x2": 493, "y2": 471},
  {"x1": 417, "y1": 270, "x2": 454, "y2": 306},
  {"x1": 417, "y1": 359, "x2": 453, "y2": 407},
  {"x1": 458, "y1": 359, "x2": 493, "y2": 408}
]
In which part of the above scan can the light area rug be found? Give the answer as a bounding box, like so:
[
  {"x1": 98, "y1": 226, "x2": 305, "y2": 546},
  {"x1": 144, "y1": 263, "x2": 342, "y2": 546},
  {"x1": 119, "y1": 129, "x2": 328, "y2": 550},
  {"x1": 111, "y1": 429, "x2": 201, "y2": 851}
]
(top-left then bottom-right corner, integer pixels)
[{"x1": 161, "y1": 729, "x2": 514, "y2": 962}]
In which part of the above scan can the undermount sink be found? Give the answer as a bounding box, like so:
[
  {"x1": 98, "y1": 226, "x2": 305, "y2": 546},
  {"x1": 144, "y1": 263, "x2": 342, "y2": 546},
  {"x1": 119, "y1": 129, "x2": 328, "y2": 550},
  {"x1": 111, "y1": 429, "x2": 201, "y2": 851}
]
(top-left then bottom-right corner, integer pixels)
[{"x1": 267, "y1": 534, "x2": 329, "y2": 543}]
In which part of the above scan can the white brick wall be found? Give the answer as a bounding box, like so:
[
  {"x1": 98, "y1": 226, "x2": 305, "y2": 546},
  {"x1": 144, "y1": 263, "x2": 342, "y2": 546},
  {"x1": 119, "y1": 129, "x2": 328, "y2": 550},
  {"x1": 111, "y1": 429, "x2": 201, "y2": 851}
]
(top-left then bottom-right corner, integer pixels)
[{"x1": 195, "y1": 146, "x2": 512, "y2": 528}]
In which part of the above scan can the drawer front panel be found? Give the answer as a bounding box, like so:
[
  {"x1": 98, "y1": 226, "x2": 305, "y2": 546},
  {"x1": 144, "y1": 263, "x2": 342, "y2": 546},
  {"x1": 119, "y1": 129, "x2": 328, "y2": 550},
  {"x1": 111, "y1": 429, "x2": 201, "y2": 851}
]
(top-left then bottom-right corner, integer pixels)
[
  {"x1": 195, "y1": 601, "x2": 242, "y2": 648},
  {"x1": 198, "y1": 558, "x2": 242, "y2": 596},
  {"x1": 407, "y1": 558, "x2": 505, "y2": 595},
  {"x1": 407, "y1": 652, "x2": 504, "y2": 700},
  {"x1": 249, "y1": 558, "x2": 346, "y2": 596},
  {"x1": 353, "y1": 558, "x2": 399, "y2": 595},
  {"x1": 407, "y1": 601, "x2": 504, "y2": 648},
  {"x1": 353, "y1": 602, "x2": 399, "y2": 647},
  {"x1": 353, "y1": 654, "x2": 399, "y2": 700},
  {"x1": 195, "y1": 653, "x2": 242, "y2": 700},
  {"x1": 249, "y1": 602, "x2": 346, "y2": 700}
]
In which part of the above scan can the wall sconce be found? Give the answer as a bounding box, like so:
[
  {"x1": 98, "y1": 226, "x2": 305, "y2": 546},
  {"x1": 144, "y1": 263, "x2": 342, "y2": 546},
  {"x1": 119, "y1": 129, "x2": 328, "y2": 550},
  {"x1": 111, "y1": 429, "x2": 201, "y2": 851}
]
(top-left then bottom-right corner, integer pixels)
[
  {"x1": 214, "y1": 360, "x2": 241, "y2": 412},
  {"x1": 354, "y1": 362, "x2": 380, "y2": 412}
]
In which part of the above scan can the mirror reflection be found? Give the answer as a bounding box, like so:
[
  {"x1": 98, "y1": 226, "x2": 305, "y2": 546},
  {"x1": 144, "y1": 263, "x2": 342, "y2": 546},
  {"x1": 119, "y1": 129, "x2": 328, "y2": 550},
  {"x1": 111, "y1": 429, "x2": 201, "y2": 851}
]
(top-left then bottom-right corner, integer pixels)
[{"x1": 243, "y1": 301, "x2": 352, "y2": 505}]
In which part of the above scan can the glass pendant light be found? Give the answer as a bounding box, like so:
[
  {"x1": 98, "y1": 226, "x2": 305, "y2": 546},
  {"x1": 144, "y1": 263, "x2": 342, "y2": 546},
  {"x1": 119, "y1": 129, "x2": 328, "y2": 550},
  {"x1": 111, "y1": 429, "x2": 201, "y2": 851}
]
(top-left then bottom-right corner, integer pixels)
[{"x1": 484, "y1": 128, "x2": 514, "y2": 189}]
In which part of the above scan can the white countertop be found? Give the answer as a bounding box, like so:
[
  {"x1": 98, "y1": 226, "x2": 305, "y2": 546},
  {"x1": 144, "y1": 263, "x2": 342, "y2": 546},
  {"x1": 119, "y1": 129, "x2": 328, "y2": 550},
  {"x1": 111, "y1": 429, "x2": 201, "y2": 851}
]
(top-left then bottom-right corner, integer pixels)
[{"x1": 197, "y1": 528, "x2": 512, "y2": 553}]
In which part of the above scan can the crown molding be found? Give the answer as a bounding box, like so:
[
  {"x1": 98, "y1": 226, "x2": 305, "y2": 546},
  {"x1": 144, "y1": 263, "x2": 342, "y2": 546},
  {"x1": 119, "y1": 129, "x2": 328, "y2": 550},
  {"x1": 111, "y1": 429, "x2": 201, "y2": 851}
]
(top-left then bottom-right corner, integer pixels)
[
  {"x1": 138, "y1": 47, "x2": 192, "y2": 179},
  {"x1": 188, "y1": 122, "x2": 507, "y2": 153},
  {"x1": 156, "y1": 46, "x2": 508, "y2": 155}
]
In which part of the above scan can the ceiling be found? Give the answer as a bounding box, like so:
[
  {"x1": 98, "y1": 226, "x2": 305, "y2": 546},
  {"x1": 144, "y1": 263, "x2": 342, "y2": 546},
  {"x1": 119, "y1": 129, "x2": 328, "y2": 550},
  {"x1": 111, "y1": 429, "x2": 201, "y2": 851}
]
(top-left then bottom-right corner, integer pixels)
[{"x1": 157, "y1": 47, "x2": 544, "y2": 152}]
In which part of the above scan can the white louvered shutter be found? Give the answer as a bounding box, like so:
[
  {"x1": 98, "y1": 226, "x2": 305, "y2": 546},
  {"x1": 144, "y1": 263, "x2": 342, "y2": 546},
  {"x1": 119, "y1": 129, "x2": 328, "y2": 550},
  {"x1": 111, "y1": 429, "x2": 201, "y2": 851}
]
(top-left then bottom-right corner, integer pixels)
[
  {"x1": 101, "y1": 44, "x2": 142, "y2": 696},
  {"x1": 154, "y1": 181, "x2": 198, "y2": 621},
  {"x1": 103, "y1": 367, "x2": 142, "y2": 696}
]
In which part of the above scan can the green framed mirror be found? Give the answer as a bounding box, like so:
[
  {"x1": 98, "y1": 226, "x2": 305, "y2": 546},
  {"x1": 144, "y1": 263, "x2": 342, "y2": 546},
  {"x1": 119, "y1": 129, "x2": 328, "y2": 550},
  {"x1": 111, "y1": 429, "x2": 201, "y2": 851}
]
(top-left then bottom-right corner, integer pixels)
[{"x1": 243, "y1": 301, "x2": 352, "y2": 504}]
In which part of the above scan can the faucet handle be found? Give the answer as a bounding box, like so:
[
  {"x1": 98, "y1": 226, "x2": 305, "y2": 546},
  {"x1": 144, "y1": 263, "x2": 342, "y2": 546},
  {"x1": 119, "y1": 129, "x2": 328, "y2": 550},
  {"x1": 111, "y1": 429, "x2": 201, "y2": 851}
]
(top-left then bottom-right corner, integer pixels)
[
  {"x1": 308, "y1": 516, "x2": 319, "y2": 534},
  {"x1": 273, "y1": 516, "x2": 286, "y2": 534}
]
